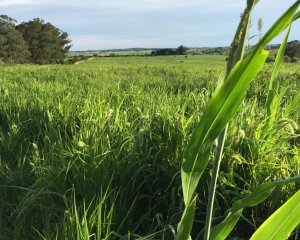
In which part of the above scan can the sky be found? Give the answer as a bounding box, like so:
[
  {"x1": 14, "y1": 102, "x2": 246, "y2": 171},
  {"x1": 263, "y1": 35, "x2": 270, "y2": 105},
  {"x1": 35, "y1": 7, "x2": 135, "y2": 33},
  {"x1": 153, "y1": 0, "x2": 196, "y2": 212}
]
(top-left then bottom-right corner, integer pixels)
[{"x1": 1, "y1": 0, "x2": 300, "y2": 50}]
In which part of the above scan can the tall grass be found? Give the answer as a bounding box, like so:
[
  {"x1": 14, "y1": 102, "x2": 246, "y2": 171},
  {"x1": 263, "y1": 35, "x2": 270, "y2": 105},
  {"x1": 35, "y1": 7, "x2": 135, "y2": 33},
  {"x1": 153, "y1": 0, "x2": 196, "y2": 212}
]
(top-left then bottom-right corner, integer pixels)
[{"x1": 0, "y1": 32, "x2": 299, "y2": 240}]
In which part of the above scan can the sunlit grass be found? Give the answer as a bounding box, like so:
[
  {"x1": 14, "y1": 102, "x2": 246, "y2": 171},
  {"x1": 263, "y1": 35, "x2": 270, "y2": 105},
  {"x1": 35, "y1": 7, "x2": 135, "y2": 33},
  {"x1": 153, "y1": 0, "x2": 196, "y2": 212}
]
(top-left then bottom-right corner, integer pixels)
[{"x1": 0, "y1": 51, "x2": 299, "y2": 239}]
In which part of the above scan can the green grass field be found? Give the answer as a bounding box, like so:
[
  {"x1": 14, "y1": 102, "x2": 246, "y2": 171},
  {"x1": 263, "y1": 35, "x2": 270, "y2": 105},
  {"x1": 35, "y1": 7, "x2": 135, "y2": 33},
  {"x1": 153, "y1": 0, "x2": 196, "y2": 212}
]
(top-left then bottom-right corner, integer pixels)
[
  {"x1": 67, "y1": 50, "x2": 153, "y2": 59},
  {"x1": 81, "y1": 55, "x2": 227, "y2": 66},
  {"x1": 0, "y1": 55, "x2": 299, "y2": 239}
]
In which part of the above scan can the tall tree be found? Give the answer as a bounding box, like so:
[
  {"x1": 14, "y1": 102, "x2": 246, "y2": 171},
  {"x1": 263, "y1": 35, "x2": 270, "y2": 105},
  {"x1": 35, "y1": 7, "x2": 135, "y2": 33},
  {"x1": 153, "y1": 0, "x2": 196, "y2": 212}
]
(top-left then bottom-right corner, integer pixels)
[
  {"x1": 0, "y1": 15, "x2": 30, "y2": 64},
  {"x1": 17, "y1": 18, "x2": 72, "y2": 64},
  {"x1": 285, "y1": 40, "x2": 300, "y2": 59}
]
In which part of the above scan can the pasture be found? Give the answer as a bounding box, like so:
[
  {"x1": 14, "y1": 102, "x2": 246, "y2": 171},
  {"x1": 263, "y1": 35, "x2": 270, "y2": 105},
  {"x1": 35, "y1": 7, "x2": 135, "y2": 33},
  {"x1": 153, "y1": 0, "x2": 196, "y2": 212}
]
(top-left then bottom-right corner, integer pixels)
[{"x1": 0, "y1": 55, "x2": 299, "y2": 239}]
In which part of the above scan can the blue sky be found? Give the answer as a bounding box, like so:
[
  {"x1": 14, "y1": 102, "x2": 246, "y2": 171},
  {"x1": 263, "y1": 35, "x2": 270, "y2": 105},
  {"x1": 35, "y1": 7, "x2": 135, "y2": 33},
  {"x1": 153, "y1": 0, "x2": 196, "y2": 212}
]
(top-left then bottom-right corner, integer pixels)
[{"x1": 1, "y1": 0, "x2": 300, "y2": 50}]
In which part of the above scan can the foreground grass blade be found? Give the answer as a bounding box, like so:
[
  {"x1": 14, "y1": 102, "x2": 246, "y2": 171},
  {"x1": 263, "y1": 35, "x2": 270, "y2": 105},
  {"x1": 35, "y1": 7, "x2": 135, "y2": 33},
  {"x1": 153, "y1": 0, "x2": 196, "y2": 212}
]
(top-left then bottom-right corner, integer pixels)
[
  {"x1": 175, "y1": 197, "x2": 196, "y2": 240},
  {"x1": 177, "y1": 1, "x2": 300, "y2": 239},
  {"x1": 250, "y1": 190, "x2": 300, "y2": 240},
  {"x1": 178, "y1": 46, "x2": 268, "y2": 240},
  {"x1": 181, "y1": 49, "x2": 268, "y2": 206},
  {"x1": 181, "y1": 0, "x2": 300, "y2": 207},
  {"x1": 210, "y1": 176, "x2": 300, "y2": 240},
  {"x1": 293, "y1": 10, "x2": 300, "y2": 20},
  {"x1": 204, "y1": 1, "x2": 256, "y2": 238}
]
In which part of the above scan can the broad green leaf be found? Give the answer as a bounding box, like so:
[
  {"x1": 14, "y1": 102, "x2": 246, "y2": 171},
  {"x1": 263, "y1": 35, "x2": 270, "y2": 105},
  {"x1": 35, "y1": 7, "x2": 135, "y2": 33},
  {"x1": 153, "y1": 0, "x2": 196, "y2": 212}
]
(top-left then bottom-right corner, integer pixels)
[
  {"x1": 204, "y1": 2, "x2": 253, "y2": 239},
  {"x1": 177, "y1": 1, "x2": 300, "y2": 239},
  {"x1": 294, "y1": 11, "x2": 300, "y2": 20},
  {"x1": 251, "y1": 190, "x2": 300, "y2": 240},
  {"x1": 178, "y1": 50, "x2": 268, "y2": 240},
  {"x1": 209, "y1": 210, "x2": 243, "y2": 240},
  {"x1": 181, "y1": 49, "x2": 268, "y2": 206},
  {"x1": 176, "y1": 197, "x2": 196, "y2": 240},
  {"x1": 181, "y1": 0, "x2": 300, "y2": 208},
  {"x1": 247, "y1": 0, "x2": 260, "y2": 9},
  {"x1": 210, "y1": 176, "x2": 300, "y2": 240}
]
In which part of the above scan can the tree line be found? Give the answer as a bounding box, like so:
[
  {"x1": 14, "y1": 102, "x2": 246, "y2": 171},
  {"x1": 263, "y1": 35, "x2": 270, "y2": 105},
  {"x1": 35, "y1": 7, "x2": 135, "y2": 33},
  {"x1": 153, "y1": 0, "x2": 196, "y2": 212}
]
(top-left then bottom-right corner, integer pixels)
[
  {"x1": 151, "y1": 45, "x2": 189, "y2": 56},
  {"x1": 0, "y1": 15, "x2": 71, "y2": 64}
]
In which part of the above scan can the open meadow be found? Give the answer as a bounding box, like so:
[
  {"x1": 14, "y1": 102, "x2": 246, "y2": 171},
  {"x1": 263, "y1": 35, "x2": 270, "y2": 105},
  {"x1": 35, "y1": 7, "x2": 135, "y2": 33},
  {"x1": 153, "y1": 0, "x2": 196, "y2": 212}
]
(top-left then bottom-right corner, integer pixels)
[{"x1": 0, "y1": 54, "x2": 300, "y2": 239}]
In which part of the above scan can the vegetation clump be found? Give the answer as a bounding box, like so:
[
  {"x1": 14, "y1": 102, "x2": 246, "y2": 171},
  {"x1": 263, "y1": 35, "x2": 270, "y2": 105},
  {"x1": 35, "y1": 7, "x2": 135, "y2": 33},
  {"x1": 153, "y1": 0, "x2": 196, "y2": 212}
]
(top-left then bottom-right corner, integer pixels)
[
  {"x1": 151, "y1": 45, "x2": 189, "y2": 56},
  {"x1": 285, "y1": 40, "x2": 300, "y2": 59},
  {"x1": 0, "y1": 53, "x2": 299, "y2": 240},
  {"x1": 0, "y1": 15, "x2": 31, "y2": 64},
  {"x1": 0, "y1": 15, "x2": 71, "y2": 64}
]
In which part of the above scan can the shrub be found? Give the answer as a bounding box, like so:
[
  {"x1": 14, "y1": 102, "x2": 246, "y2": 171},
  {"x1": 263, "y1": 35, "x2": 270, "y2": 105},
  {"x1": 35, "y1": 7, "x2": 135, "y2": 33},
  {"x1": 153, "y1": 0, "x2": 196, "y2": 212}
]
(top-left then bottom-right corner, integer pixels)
[{"x1": 291, "y1": 57, "x2": 298, "y2": 62}]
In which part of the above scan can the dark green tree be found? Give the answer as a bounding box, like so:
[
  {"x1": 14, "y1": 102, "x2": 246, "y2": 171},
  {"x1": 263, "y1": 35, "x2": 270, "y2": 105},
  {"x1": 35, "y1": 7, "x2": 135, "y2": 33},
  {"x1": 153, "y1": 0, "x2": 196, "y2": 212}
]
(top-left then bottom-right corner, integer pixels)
[
  {"x1": 176, "y1": 45, "x2": 189, "y2": 55},
  {"x1": 152, "y1": 48, "x2": 177, "y2": 56},
  {"x1": 0, "y1": 14, "x2": 17, "y2": 25},
  {"x1": 17, "y1": 18, "x2": 72, "y2": 64},
  {"x1": 0, "y1": 15, "x2": 31, "y2": 64},
  {"x1": 285, "y1": 40, "x2": 300, "y2": 59}
]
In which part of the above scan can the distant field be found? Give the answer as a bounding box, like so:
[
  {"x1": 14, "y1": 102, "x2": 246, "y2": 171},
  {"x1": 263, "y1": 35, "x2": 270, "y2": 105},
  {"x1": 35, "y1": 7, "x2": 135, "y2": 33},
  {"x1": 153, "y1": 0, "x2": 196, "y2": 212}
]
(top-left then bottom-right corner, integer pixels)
[
  {"x1": 76, "y1": 53, "x2": 300, "y2": 72},
  {"x1": 67, "y1": 49, "x2": 152, "y2": 57},
  {"x1": 81, "y1": 54, "x2": 227, "y2": 67},
  {"x1": 0, "y1": 55, "x2": 299, "y2": 239}
]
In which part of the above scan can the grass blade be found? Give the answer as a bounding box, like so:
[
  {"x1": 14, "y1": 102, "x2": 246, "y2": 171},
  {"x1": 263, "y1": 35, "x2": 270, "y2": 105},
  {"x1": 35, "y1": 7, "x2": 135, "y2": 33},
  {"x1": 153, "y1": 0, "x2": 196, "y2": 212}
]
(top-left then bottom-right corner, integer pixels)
[
  {"x1": 178, "y1": 47, "x2": 268, "y2": 240},
  {"x1": 176, "y1": 196, "x2": 197, "y2": 240},
  {"x1": 250, "y1": 190, "x2": 300, "y2": 240},
  {"x1": 266, "y1": 25, "x2": 292, "y2": 120},
  {"x1": 181, "y1": 0, "x2": 300, "y2": 208},
  {"x1": 210, "y1": 176, "x2": 300, "y2": 240},
  {"x1": 204, "y1": 3, "x2": 255, "y2": 238},
  {"x1": 178, "y1": 2, "x2": 300, "y2": 238},
  {"x1": 258, "y1": 1, "x2": 299, "y2": 47},
  {"x1": 181, "y1": 49, "x2": 268, "y2": 206}
]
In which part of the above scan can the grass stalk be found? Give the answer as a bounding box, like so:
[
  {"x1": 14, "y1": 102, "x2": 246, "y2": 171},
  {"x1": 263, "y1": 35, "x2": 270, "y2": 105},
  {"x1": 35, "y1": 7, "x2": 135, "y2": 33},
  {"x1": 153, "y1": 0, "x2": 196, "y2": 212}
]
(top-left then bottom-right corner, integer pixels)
[
  {"x1": 203, "y1": 3, "x2": 254, "y2": 239},
  {"x1": 203, "y1": 126, "x2": 228, "y2": 240}
]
